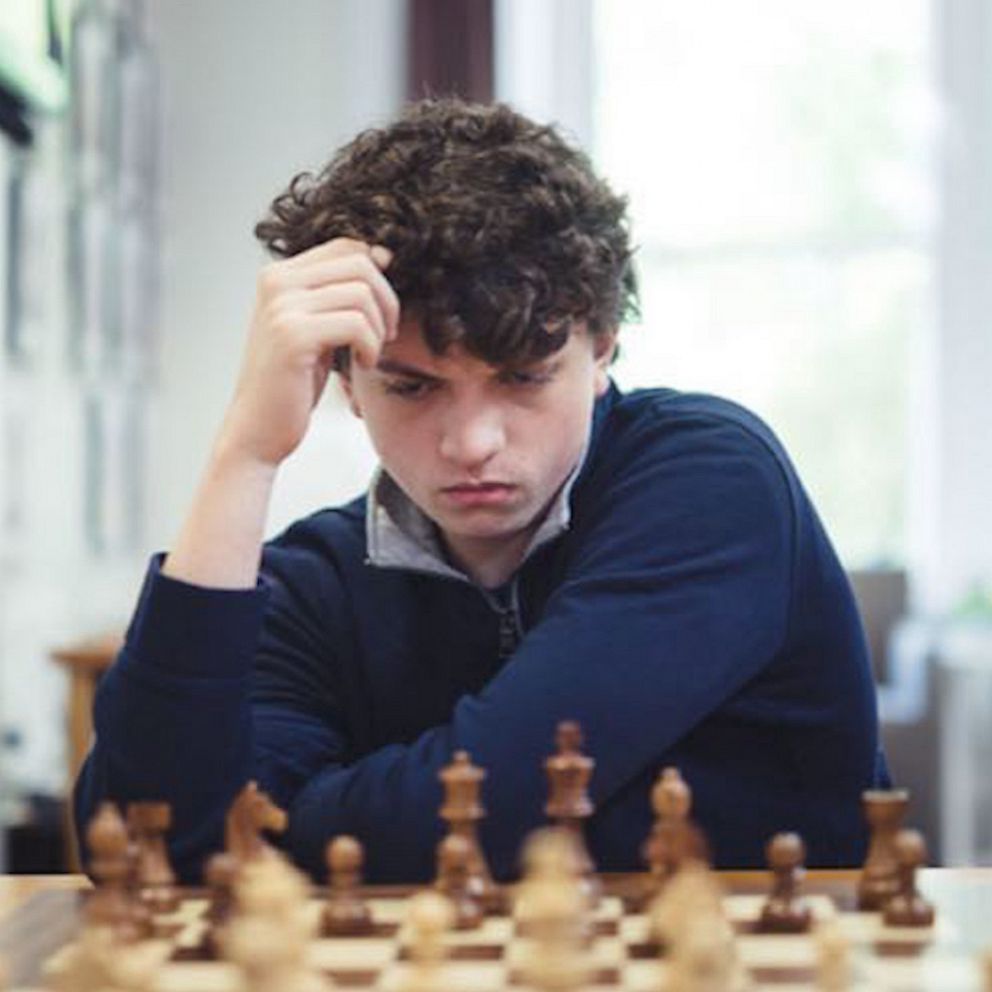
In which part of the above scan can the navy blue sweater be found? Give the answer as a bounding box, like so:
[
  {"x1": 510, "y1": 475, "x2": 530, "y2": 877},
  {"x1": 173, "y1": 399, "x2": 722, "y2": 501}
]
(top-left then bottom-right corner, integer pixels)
[{"x1": 75, "y1": 384, "x2": 886, "y2": 882}]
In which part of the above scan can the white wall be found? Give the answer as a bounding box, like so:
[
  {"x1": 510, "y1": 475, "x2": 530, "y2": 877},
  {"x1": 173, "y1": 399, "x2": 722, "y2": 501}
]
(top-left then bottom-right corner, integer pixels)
[
  {"x1": 921, "y1": 0, "x2": 992, "y2": 615},
  {"x1": 146, "y1": 0, "x2": 404, "y2": 552},
  {"x1": 0, "y1": 0, "x2": 403, "y2": 804}
]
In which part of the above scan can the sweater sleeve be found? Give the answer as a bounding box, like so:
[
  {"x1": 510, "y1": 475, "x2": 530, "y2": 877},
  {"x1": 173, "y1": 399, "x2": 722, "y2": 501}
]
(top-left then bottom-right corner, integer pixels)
[
  {"x1": 73, "y1": 547, "x2": 350, "y2": 882},
  {"x1": 283, "y1": 413, "x2": 796, "y2": 880}
]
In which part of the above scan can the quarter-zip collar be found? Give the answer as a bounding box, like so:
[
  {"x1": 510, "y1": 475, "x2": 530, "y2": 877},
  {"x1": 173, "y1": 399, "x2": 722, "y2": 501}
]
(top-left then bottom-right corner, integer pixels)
[
  {"x1": 365, "y1": 447, "x2": 585, "y2": 583},
  {"x1": 364, "y1": 381, "x2": 619, "y2": 584}
]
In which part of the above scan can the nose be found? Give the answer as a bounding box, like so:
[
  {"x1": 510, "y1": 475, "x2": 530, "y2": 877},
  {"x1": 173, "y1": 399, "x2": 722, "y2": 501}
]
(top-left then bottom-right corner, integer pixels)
[{"x1": 438, "y1": 400, "x2": 506, "y2": 472}]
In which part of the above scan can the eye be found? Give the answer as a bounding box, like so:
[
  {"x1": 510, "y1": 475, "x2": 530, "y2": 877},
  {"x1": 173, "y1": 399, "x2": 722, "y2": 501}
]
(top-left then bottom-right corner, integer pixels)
[
  {"x1": 383, "y1": 378, "x2": 437, "y2": 399},
  {"x1": 500, "y1": 368, "x2": 554, "y2": 387}
]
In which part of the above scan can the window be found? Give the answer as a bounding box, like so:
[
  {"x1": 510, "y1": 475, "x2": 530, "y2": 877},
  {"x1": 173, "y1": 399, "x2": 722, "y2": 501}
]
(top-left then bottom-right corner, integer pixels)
[{"x1": 593, "y1": 0, "x2": 935, "y2": 567}]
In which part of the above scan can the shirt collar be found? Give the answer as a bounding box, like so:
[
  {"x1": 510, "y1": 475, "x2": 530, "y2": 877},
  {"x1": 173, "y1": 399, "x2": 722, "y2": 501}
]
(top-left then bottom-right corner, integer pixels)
[{"x1": 365, "y1": 439, "x2": 589, "y2": 584}]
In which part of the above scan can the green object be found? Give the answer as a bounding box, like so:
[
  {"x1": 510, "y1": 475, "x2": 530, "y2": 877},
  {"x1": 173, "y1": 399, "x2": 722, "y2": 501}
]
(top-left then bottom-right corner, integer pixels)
[
  {"x1": 953, "y1": 581, "x2": 992, "y2": 621},
  {"x1": 0, "y1": 0, "x2": 68, "y2": 114},
  {"x1": 0, "y1": 31, "x2": 67, "y2": 112}
]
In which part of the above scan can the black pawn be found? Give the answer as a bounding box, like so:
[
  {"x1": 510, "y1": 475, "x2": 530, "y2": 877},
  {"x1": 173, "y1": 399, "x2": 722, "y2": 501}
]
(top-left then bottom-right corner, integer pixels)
[
  {"x1": 883, "y1": 829, "x2": 934, "y2": 927},
  {"x1": 759, "y1": 832, "x2": 812, "y2": 933}
]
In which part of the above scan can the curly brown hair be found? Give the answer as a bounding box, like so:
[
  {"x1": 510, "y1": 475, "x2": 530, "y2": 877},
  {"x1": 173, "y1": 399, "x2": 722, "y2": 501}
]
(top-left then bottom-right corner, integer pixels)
[{"x1": 254, "y1": 98, "x2": 638, "y2": 367}]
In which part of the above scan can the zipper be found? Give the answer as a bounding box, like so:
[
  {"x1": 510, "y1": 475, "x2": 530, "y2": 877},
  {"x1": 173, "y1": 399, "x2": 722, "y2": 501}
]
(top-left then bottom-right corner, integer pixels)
[{"x1": 366, "y1": 557, "x2": 525, "y2": 659}]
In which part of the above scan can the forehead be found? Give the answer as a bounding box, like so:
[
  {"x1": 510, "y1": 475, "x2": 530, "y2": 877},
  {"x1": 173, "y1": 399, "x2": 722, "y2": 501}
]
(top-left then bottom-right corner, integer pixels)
[{"x1": 383, "y1": 317, "x2": 589, "y2": 374}]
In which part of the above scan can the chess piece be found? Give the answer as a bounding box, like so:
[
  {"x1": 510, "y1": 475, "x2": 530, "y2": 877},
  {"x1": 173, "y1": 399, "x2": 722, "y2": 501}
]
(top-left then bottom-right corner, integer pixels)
[
  {"x1": 815, "y1": 921, "x2": 852, "y2": 992},
  {"x1": 84, "y1": 802, "x2": 147, "y2": 944},
  {"x1": 225, "y1": 781, "x2": 288, "y2": 865},
  {"x1": 544, "y1": 720, "x2": 599, "y2": 905},
  {"x1": 127, "y1": 802, "x2": 179, "y2": 914},
  {"x1": 515, "y1": 829, "x2": 590, "y2": 992},
  {"x1": 435, "y1": 834, "x2": 484, "y2": 929},
  {"x1": 223, "y1": 855, "x2": 329, "y2": 992},
  {"x1": 401, "y1": 891, "x2": 454, "y2": 992},
  {"x1": 439, "y1": 750, "x2": 502, "y2": 912},
  {"x1": 123, "y1": 836, "x2": 155, "y2": 939},
  {"x1": 203, "y1": 850, "x2": 240, "y2": 954},
  {"x1": 649, "y1": 862, "x2": 749, "y2": 992},
  {"x1": 883, "y1": 829, "x2": 934, "y2": 927},
  {"x1": 51, "y1": 925, "x2": 166, "y2": 992},
  {"x1": 858, "y1": 788, "x2": 910, "y2": 910},
  {"x1": 758, "y1": 832, "x2": 812, "y2": 933},
  {"x1": 641, "y1": 767, "x2": 709, "y2": 904},
  {"x1": 322, "y1": 835, "x2": 373, "y2": 936},
  {"x1": 648, "y1": 860, "x2": 723, "y2": 948},
  {"x1": 665, "y1": 912, "x2": 749, "y2": 992}
]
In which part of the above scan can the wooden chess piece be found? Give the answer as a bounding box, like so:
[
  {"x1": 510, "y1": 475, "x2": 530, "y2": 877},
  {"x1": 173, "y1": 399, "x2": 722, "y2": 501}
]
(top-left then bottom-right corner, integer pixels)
[
  {"x1": 883, "y1": 828, "x2": 935, "y2": 927},
  {"x1": 858, "y1": 788, "x2": 910, "y2": 910},
  {"x1": 665, "y1": 908, "x2": 747, "y2": 992},
  {"x1": 544, "y1": 720, "x2": 599, "y2": 905},
  {"x1": 322, "y1": 835, "x2": 374, "y2": 936},
  {"x1": 84, "y1": 801, "x2": 147, "y2": 944},
  {"x1": 123, "y1": 835, "x2": 155, "y2": 939},
  {"x1": 435, "y1": 834, "x2": 484, "y2": 930},
  {"x1": 203, "y1": 850, "x2": 240, "y2": 954},
  {"x1": 401, "y1": 891, "x2": 454, "y2": 992},
  {"x1": 223, "y1": 856, "x2": 329, "y2": 992},
  {"x1": 640, "y1": 767, "x2": 709, "y2": 904},
  {"x1": 127, "y1": 801, "x2": 179, "y2": 914},
  {"x1": 515, "y1": 829, "x2": 591, "y2": 992},
  {"x1": 51, "y1": 925, "x2": 166, "y2": 992},
  {"x1": 225, "y1": 781, "x2": 288, "y2": 865},
  {"x1": 758, "y1": 832, "x2": 812, "y2": 933},
  {"x1": 648, "y1": 859, "x2": 725, "y2": 943},
  {"x1": 815, "y1": 920, "x2": 852, "y2": 992},
  {"x1": 439, "y1": 750, "x2": 502, "y2": 912}
]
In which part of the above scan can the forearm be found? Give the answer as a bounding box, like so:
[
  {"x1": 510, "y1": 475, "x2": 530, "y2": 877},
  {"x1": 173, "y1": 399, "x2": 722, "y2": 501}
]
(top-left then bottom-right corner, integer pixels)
[
  {"x1": 73, "y1": 558, "x2": 270, "y2": 879},
  {"x1": 163, "y1": 426, "x2": 278, "y2": 589},
  {"x1": 75, "y1": 654, "x2": 253, "y2": 881}
]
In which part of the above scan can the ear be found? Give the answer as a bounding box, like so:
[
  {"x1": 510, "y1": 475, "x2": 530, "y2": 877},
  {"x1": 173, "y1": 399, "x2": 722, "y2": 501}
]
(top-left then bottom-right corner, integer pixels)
[
  {"x1": 592, "y1": 330, "x2": 618, "y2": 397},
  {"x1": 338, "y1": 369, "x2": 364, "y2": 419}
]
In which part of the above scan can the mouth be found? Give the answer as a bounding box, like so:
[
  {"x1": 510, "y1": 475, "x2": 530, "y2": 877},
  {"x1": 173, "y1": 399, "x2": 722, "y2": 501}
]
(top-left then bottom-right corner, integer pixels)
[{"x1": 440, "y1": 482, "x2": 518, "y2": 507}]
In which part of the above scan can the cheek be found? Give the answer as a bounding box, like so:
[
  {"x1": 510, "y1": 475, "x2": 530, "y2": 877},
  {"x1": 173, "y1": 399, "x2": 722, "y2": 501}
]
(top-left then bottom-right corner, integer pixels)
[
  {"x1": 362, "y1": 406, "x2": 431, "y2": 468},
  {"x1": 532, "y1": 397, "x2": 595, "y2": 475}
]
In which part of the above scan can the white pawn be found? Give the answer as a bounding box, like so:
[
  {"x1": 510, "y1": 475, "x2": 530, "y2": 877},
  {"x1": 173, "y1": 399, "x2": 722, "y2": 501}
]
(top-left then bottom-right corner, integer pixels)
[
  {"x1": 816, "y1": 922, "x2": 852, "y2": 992},
  {"x1": 400, "y1": 891, "x2": 454, "y2": 992},
  {"x1": 51, "y1": 926, "x2": 166, "y2": 992},
  {"x1": 666, "y1": 912, "x2": 744, "y2": 992},
  {"x1": 648, "y1": 861, "x2": 723, "y2": 947},
  {"x1": 514, "y1": 829, "x2": 590, "y2": 992},
  {"x1": 649, "y1": 864, "x2": 751, "y2": 992}
]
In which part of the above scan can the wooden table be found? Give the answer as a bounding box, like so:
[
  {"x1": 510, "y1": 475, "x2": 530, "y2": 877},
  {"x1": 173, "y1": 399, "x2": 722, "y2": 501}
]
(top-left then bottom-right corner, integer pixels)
[
  {"x1": 50, "y1": 634, "x2": 120, "y2": 786},
  {"x1": 0, "y1": 875, "x2": 88, "y2": 923},
  {"x1": 49, "y1": 634, "x2": 120, "y2": 871},
  {"x1": 1, "y1": 869, "x2": 991, "y2": 990}
]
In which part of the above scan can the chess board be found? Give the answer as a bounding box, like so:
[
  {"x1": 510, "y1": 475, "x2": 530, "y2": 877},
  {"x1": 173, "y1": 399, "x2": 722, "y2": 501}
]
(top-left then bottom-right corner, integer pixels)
[{"x1": 1, "y1": 874, "x2": 988, "y2": 992}]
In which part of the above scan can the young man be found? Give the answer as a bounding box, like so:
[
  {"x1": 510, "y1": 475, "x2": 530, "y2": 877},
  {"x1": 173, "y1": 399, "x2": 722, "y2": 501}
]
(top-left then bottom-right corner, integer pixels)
[{"x1": 75, "y1": 98, "x2": 887, "y2": 883}]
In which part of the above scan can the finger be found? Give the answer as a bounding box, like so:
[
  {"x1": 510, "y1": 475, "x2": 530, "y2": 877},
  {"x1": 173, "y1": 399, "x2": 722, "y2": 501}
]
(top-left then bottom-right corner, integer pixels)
[
  {"x1": 292, "y1": 282, "x2": 388, "y2": 344},
  {"x1": 307, "y1": 311, "x2": 381, "y2": 370},
  {"x1": 370, "y1": 245, "x2": 393, "y2": 269},
  {"x1": 284, "y1": 236, "x2": 373, "y2": 270},
  {"x1": 291, "y1": 255, "x2": 400, "y2": 338}
]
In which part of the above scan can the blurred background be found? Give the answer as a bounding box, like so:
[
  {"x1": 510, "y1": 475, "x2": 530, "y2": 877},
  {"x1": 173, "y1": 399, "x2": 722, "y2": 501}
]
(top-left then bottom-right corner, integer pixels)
[{"x1": 0, "y1": 0, "x2": 990, "y2": 872}]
